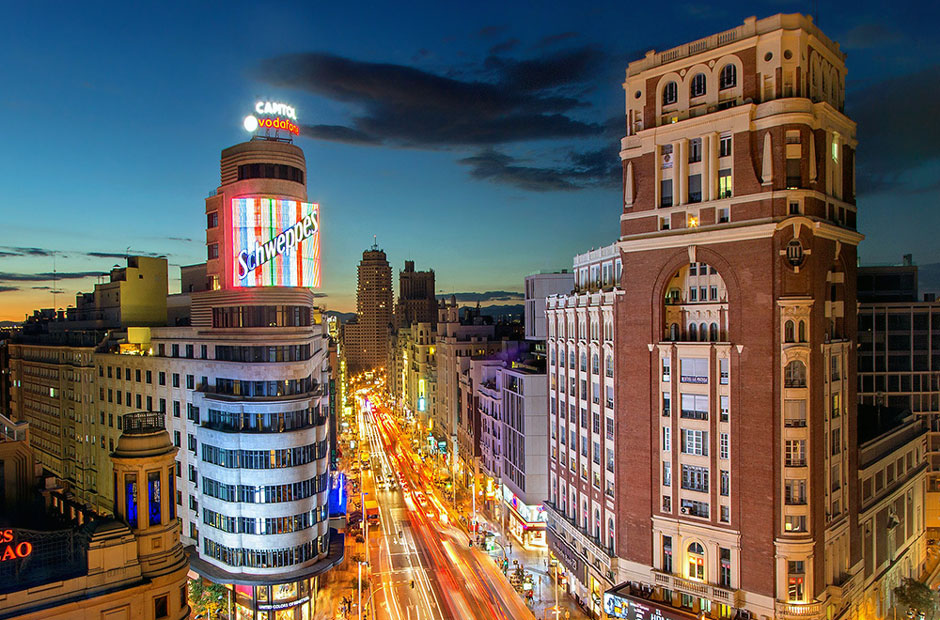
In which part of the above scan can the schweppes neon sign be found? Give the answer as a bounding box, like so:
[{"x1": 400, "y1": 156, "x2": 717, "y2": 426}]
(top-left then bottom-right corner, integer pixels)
[
  {"x1": 0, "y1": 530, "x2": 33, "y2": 562},
  {"x1": 237, "y1": 213, "x2": 318, "y2": 279}
]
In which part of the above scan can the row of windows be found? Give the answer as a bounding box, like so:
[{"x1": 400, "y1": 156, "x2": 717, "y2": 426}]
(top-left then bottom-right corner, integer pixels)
[
  {"x1": 214, "y1": 375, "x2": 318, "y2": 397},
  {"x1": 201, "y1": 441, "x2": 326, "y2": 469},
  {"x1": 236, "y1": 163, "x2": 305, "y2": 184},
  {"x1": 214, "y1": 344, "x2": 313, "y2": 363},
  {"x1": 212, "y1": 306, "x2": 312, "y2": 328},
  {"x1": 201, "y1": 473, "x2": 328, "y2": 503},
  {"x1": 662, "y1": 65, "x2": 737, "y2": 106},
  {"x1": 202, "y1": 506, "x2": 326, "y2": 534},
  {"x1": 205, "y1": 407, "x2": 325, "y2": 433},
  {"x1": 203, "y1": 535, "x2": 325, "y2": 569}
]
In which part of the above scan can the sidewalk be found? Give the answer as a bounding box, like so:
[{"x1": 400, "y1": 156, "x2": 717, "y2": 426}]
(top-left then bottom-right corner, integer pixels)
[{"x1": 472, "y1": 513, "x2": 591, "y2": 620}]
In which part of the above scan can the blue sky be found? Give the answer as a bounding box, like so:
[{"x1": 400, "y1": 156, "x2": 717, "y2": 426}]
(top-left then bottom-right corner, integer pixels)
[{"x1": 1, "y1": 0, "x2": 938, "y2": 320}]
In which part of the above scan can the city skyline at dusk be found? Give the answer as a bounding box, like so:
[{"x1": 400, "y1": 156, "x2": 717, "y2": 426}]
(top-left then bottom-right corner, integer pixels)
[{"x1": 1, "y1": 0, "x2": 937, "y2": 321}]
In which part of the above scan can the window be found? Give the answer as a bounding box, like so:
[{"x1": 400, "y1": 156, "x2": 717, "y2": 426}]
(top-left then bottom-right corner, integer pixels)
[
  {"x1": 785, "y1": 515, "x2": 807, "y2": 532},
  {"x1": 661, "y1": 179, "x2": 673, "y2": 208},
  {"x1": 718, "y1": 168, "x2": 732, "y2": 199},
  {"x1": 663, "y1": 495, "x2": 672, "y2": 512},
  {"x1": 719, "y1": 548, "x2": 732, "y2": 588},
  {"x1": 158, "y1": 371, "x2": 166, "y2": 386},
  {"x1": 785, "y1": 361, "x2": 807, "y2": 387},
  {"x1": 606, "y1": 417, "x2": 614, "y2": 440},
  {"x1": 785, "y1": 399, "x2": 806, "y2": 427},
  {"x1": 663, "y1": 392, "x2": 671, "y2": 417},
  {"x1": 789, "y1": 201, "x2": 801, "y2": 215},
  {"x1": 662, "y1": 81, "x2": 678, "y2": 105},
  {"x1": 785, "y1": 320, "x2": 795, "y2": 343},
  {"x1": 719, "y1": 358, "x2": 729, "y2": 384},
  {"x1": 173, "y1": 401, "x2": 180, "y2": 418},
  {"x1": 680, "y1": 358, "x2": 708, "y2": 384},
  {"x1": 662, "y1": 536, "x2": 673, "y2": 573},
  {"x1": 719, "y1": 432, "x2": 729, "y2": 459},
  {"x1": 186, "y1": 374, "x2": 195, "y2": 390},
  {"x1": 719, "y1": 395, "x2": 729, "y2": 422},
  {"x1": 592, "y1": 353, "x2": 599, "y2": 374},
  {"x1": 207, "y1": 211, "x2": 219, "y2": 228},
  {"x1": 172, "y1": 373, "x2": 180, "y2": 388},
  {"x1": 173, "y1": 431, "x2": 181, "y2": 447},
  {"x1": 785, "y1": 440, "x2": 806, "y2": 467},
  {"x1": 207, "y1": 243, "x2": 219, "y2": 260},
  {"x1": 605, "y1": 354, "x2": 613, "y2": 377},
  {"x1": 690, "y1": 73, "x2": 706, "y2": 98},
  {"x1": 719, "y1": 64, "x2": 736, "y2": 90},
  {"x1": 662, "y1": 357, "x2": 671, "y2": 381},
  {"x1": 154, "y1": 594, "x2": 169, "y2": 619},
  {"x1": 719, "y1": 134, "x2": 732, "y2": 157},
  {"x1": 682, "y1": 500, "x2": 709, "y2": 519},
  {"x1": 785, "y1": 479, "x2": 807, "y2": 504},
  {"x1": 663, "y1": 461, "x2": 672, "y2": 486},
  {"x1": 689, "y1": 288, "x2": 698, "y2": 303},
  {"x1": 663, "y1": 427, "x2": 671, "y2": 451},
  {"x1": 786, "y1": 158, "x2": 801, "y2": 188},
  {"x1": 661, "y1": 216, "x2": 671, "y2": 230},
  {"x1": 718, "y1": 207, "x2": 729, "y2": 223},
  {"x1": 681, "y1": 429, "x2": 708, "y2": 456},
  {"x1": 681, "y1": 393, "x2": 708, "y2": 420},
  {"x1": 788, "y1": 561, "x2": 805, "y2": 601},
  {"x1": 681, "y1": 465, "x2": 709, "y2": 492},
  {"x1": 689, "y1": 138, "x2": 702, "y2": 163},
  {"x1": 720, "y1": 470, "x2": 730, "y2": 496},
  {"x1": 688, "y1": 174, "x2": 702, "y2": 203}
]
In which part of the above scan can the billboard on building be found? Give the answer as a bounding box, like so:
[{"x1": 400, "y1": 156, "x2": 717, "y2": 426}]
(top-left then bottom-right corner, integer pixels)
[{"x1": 232, "y1": 198, "x2": 320, "y2": 288}]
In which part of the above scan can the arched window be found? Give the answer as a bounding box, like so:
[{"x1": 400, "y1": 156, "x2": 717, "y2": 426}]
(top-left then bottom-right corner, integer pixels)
[
  {"x1": 607, "y1": 517, "x2": 615, "y2": 552},
  {"x1": 699, "y1": 323, "x2": 708, "y2": 342},
  {"x1": 580, "y1": 352, "x2": 587, "y2": 372},
  {"x1": 581, "y1": 499, "x2": 588, "y2": 529},
  {"x1": 594, "y1": 508, "x2": 601, "y2": 537},
  {"x1": 550, "y1": 348, "x2": 556, "y2": 366},
  {"x1": 670, "y1": 323, "x2": 680, "y2": 341},
  {"x1": 559, "y1": 348, "x2": 565, "y2": 367},
  {"x1": 798, "y1": 321, "x2": 806, "y2": 343},
  {"x1": 662, "y1": 81, "x2": 678, "y2": 106},
  {"x1": 690, "y1": 73, "x2": 707, "y2": 98},
  {"x1": 687, "y1": 542, "x2": 705, "y2": 580},
  {"x1": 568, "y1": 349, "x2": 575, "y2": 369},
  {"x1": 688, "y1": 323, "x2": 697, "y2": 341},
  {"x1": 785, "y1": 320, "x2": 795, "y2": 343},
  {"x1": 710, "y1": 323, "x2": 719, "y2": 341},
  {"x1": 719, "y1": 64, "x2": 737, "y2": 90},
  {"x1": 605, "y1": 353, "x2": 614, "y2": 377},
  {"x1": 785, "y1": 360, "x2": 807, "y2": 388},
  {"x1": 592, "y1": 353, "x2": 600, "y2": 374}
]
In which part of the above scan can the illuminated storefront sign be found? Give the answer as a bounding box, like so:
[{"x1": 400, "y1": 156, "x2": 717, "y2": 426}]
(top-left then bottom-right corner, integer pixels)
[
  {"x1": 243, "y1": 100, "x2": 300, "y2": 135},
  {"x1": 258, "y1": 595, "x2": 309, "y2": 612},
  {"x1": 232, "y1": 198, "x2": 321, "y2": 288},
  {"x1": 604, "y1": 589, "x2": 693, "y2": 620},
  {"x1": 0, "y1": 530, "x2": 33, "y2": 562}
]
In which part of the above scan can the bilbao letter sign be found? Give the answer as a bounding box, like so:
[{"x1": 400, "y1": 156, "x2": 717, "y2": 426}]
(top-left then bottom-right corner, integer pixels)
[{"x1": 0, "y1": 530, "x2": 33, "y2": 562}]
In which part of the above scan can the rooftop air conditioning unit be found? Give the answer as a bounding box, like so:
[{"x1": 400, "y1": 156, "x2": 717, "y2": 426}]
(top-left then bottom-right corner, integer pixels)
[{"x1": 680, "y1": 507, "x2": 688, "y2": 515}]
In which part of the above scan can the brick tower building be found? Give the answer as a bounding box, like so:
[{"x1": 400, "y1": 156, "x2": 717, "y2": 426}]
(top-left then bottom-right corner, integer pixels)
[
  {"x1": 343, "y1": 243, "x2": 393, "y2": 373},
  {"x1": 588, "y1": 14, "x2": 859, "y2": 620}
]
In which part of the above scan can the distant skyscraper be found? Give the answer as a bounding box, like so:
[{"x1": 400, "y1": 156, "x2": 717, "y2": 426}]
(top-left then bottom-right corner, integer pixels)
[
  {"x1": 343, "y1": 242, "x2": 393, "y2": 373},
  {"x1": 396, "y1": 260, "x2": 437, "y2": 328}
]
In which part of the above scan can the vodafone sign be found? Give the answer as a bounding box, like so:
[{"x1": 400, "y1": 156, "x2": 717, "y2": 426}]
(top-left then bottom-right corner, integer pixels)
[{"x1": 244, "y1": 101, "x2": 300, "y2": 136}]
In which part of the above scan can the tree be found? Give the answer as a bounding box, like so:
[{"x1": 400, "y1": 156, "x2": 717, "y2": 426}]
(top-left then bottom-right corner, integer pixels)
[
  {"x1": 189, "y1": 578, "x2": 228, "y2": 618},
  {"x1": 894, "y1": 577, "x2": 939, "y2": 620}
]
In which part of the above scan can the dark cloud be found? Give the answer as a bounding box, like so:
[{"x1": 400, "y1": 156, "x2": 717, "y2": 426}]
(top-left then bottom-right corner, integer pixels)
[
  {"x1": 437, "y1": 291, "x2": 523, "y2": 302},
  {"x1": 0, "y1": 271, "x2": 104, "y2": 282},
  {"x1": 0, "y1": 286, "x2": 19, "y2": 293},
  {"x1": 458, "y1": 147, "x2": 619, "y2": 192},
  {"x1": 849, "y1": 64, "x2": 940, "y2": 195},
  {"x1": 0, "y1": 246, "x2": 55, "y2": 257},
  {"x1": 166, "y1": 237, "x2": 194, "y2": 243},
  {"x1": 489, "y1": 38, "x2": 519, "y2": 55},
  {"x1": 535, "y1": 32, "x2": 579, "y2": 49},
  {"x1": 478, "y1": 25, "x2": 507, "y2": 40},
  {"x1": 31, "y1": 286, "x2": 65, "y2": 293},
  {"x1": 841, "y1": 23, "x2": 902, "y2": 50},
  {"x1": 255, "y1": 49, "x2": 605, "y2": 148},
  {"x1": 301, "y1": 124, "x2": 383, "y2": 145},
  {"x1": 86, "y1": 251, "x2": 165, "y2": 259}
]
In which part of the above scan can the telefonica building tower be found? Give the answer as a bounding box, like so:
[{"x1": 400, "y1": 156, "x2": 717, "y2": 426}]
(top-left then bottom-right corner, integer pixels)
[{"x1": 8, "y1": 105, "x2": 342, "y2": 620}]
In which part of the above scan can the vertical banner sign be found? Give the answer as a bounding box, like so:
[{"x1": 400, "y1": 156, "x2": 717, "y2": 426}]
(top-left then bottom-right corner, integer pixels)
[{"x1": 232, "y1": 198, "x2": 321, "y2": 288}]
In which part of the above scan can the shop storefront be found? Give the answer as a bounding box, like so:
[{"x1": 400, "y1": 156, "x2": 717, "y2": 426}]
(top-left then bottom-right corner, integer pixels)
[
  {"x1": 502, "y1": 486, "x2": 547, "y2": 548},
  {"x1": 547, "y1": 528, "x2": 588, "y2": 601},
  {"x1": 603, "y1": 583, "x2": 698, "y2": 620},
  {"x1": 231, "y1": 577, "x2": 319, "y2": 620}
]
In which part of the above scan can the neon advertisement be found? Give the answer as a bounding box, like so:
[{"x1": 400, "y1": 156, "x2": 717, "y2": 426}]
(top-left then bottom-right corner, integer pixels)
[{"x1": 232, "y1": 198, "x2": 321, "y2": 288}]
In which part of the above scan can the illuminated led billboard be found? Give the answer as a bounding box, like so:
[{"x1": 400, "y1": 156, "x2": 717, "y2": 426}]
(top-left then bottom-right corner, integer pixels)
[{"x1": 232, "y1": 198, "x2": 320, "y2": 288}]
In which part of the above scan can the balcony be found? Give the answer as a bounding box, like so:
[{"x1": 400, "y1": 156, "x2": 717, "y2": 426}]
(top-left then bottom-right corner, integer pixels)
[
  {"x1": 652, "y1": 571, "x2": 740, "y2": 607},
  {"x1": 775, "y1": 601, "x2": 822, "y2": 620}
]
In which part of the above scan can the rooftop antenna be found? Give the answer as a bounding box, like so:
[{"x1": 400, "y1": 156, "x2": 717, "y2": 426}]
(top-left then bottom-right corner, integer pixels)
[{"x1": 371, "y1": 235, "x2": 379, "y2": 251}]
